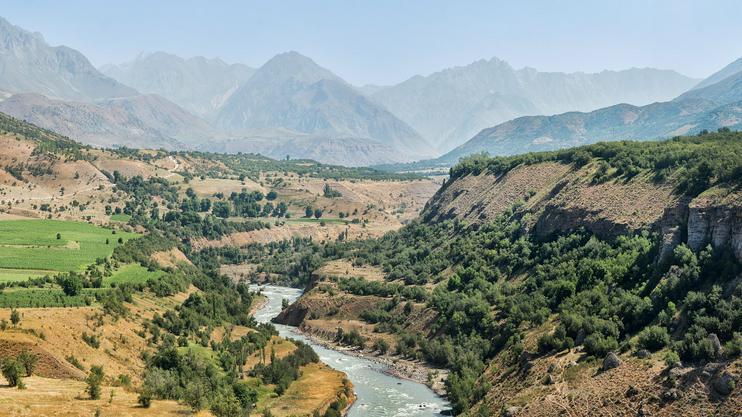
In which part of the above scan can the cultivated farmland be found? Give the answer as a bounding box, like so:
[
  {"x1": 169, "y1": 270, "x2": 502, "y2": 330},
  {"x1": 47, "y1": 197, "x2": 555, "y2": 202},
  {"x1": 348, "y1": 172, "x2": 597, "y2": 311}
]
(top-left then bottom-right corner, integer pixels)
[{"x1": 0, "y1": 219, "x2": 139, "y2": 278}]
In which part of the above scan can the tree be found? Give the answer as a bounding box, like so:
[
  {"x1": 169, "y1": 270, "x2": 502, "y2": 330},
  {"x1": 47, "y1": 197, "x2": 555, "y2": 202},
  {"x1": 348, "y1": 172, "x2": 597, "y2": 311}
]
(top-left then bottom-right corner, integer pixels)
[
  {"x1": 58, "y1": 274, "x2": 83, "y2": 296},
  {"x1": 305, "y1": 206, "x2": 313, "y2": 218},
  {"x1": 266, "y1": 191, "x2": 277, "y2": 201},
  {"x1": 56, "y1": 233, "x2": 61, "y2": 240},
  {"x1": 17, "y1": 350, "x2": 37, "y2": 376},
  {"x1": 86, "y1": 365, "x2": 105, "y2": 399},
  {"x1": 636, "y1": 326, "x2": 670, "y2": 351},
  {"x1": 1, "y1": 358, "x2": 24, "y2": 387},
  {"x1": 10, "y1": 309, "x2": 20, "y2": 326},
  {"x1": 374, "y1": 339, "x2": 390, "y2": 354},
  {"x1": 213, "y1": 201, "x2": 231, "y2": 218},
  {"x1": 314, "y1": 208, "x2": 323, "y2": 219}
]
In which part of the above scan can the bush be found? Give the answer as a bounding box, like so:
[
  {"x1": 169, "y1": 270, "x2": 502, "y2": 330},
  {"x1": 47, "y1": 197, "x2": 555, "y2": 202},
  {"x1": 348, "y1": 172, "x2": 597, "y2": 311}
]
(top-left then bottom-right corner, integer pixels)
[
  {"x1": 138, "y1": 392, "x2": 152, "y2": 408},
  {"x1": 1, "y1": 358, "x2": 24, "y2": 387},
  {"x1": 373, "y1": 339, "x2": 390, "y2": 354},
  {"x1": 584, "y1": 333, "x2": 619, "y2": 357},
  {"x1": 636, "y1": 326, "x2": 670, "y2": 352},
  {"x1": 664, "y1": 350, "x2": 680, "y2": 368},
  {"x1": 86, "y1": 366, "x2": 105, "y2": 399},
  {"x1": 17, "y1": 350, "x2": 37, "y2": 376},
  {"x1": 10, "y1": 309, "x2": 20, "y2": 326},
  {"x1": 82, "y1": 332, "x2": 101, "y2": 349}
]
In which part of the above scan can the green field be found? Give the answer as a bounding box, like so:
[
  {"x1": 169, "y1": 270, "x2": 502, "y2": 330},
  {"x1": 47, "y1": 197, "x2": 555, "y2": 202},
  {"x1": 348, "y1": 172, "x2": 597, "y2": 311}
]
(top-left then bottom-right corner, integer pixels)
[
  {"x1": 0, "y1": 287, "x2": 110, "y2": 308},
  {"x1": 0, "y1": 219, "x2": 139, "y2": 277},
  {"x1": 103, "y1": 263, "x2": 164, "y2": 287},
  {"x1": 0, "y1": 268, "x2": 49, "y2": 283},
  {"x1": 110, "y1": 214, "x2": 132, "y2": 222}
]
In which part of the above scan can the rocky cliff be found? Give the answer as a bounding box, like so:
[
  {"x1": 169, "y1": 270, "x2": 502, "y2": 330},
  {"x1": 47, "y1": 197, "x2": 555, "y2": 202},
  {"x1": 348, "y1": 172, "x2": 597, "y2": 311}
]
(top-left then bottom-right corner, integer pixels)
[{"x1": 423, "y1": 161, "x2": 741, "y2": 262}]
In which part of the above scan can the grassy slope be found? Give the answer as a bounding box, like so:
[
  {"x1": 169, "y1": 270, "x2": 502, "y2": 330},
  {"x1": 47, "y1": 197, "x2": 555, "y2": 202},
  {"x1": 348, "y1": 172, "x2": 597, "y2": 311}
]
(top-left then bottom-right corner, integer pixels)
[{"x1": 0, "y1": 219, "x2": 139, "y2": 273}]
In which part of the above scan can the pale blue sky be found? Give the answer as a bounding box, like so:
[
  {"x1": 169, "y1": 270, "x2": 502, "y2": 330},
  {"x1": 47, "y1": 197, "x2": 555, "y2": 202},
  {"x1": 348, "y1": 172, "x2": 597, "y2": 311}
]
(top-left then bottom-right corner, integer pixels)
[{"x1": 2, "y1": 0, "x2": 741, "y2": 85}]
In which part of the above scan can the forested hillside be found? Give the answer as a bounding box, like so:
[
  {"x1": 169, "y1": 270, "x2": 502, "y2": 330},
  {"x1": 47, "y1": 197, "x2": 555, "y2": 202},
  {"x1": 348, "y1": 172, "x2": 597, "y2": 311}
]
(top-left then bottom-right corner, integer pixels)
[{"x1": 274, "y1": 130, "x2": 742, "y2": 416}]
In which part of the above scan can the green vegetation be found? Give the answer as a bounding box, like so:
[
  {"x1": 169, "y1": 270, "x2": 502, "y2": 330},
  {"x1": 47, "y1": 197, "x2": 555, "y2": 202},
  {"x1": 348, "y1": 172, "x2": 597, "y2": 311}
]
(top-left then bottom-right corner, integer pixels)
[
  {"x1": 0, "y1": 288, "x2": 108, "y2": 308},
  {"x1": 450, "y1": 130, "x2": 742, "y2": 196},
  {"x1": 182, "y1": 151, "x2": 422, "y2": 181},
  {"x1": 86, "y1": 366, "x2": 105, "y2": 399},
  {"x1": 103, "y1": 264, "x2": 165, "y2": 287},
  {"x1": 0, "y1": 268, "x2": 48, "y2": 283},
  {"x1": 0, "y1": 112, "x2": 90, "y2": 161},
  {"x1": 109, "y1": 214, "x2": 132, "y2": 222},
  {"x1": 0, "y1": 220, "x2": 138, "y2": 273},
  {"x1": 235, "y1": 133, "x2": 741, "y2": 414}
]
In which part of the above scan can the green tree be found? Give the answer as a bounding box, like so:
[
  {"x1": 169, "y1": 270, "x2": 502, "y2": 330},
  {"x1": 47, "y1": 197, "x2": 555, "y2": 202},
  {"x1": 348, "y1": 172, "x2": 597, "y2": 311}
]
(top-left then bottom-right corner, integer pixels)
[
  {"x1": 86, "y1": 366, "x2": 105, "y2": 399},
  {"x1": 314, "y1": 208, "x2": 323, "y2": 219},
  {"x1": 213, "y1": 201, "x2": 231, "y2": 218},
  {"x1": 1, "y1": 358, "x2": 24, "y2": 387},
  {"x1": 58, "y1": 274, "x2": 83, "y2": 296},
  {"x1": 17, "y1": 350, "x2": 37, "y2": 376},
  {"x1": 305, "y1": 206, "x2": 313, "y2": 218},
  {"x1": 10, "y1": 309, "x2": 20, "y2": 326}
]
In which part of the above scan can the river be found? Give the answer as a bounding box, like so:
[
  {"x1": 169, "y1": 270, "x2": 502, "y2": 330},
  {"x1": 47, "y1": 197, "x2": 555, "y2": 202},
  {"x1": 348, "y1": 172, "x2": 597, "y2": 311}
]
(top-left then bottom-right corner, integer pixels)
[{"x1": 251, "y1": 284, "x2": 450, "y2": 417}]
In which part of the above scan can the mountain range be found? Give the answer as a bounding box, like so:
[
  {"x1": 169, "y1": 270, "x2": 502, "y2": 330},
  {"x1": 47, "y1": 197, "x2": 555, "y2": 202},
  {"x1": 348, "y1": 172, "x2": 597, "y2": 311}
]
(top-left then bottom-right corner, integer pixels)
[
  {"x1": 435, "y1": 62, "x2": 742, "y2": 164},
  {"x1": 100, "y1": 52, "x2": 255, "y2": 118},
  {"x1": 0, "y1": 17, "x2": 136, "y2": 101},
  {"x1": 0, "y1": 14, "x2": 739, "y2": 168},
  {"x1": 368, "y1": 58, "x2": 698, "y2": 152}
]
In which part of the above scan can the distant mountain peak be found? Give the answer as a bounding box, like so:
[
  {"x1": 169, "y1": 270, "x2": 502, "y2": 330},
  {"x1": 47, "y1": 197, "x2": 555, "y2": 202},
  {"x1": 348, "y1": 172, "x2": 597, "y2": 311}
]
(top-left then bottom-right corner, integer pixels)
[
  {"x1": 253, "y1": 51, "x2": 339, "y2": 84},
  {"x1": 214, "y1": 53, "x2": 432, "y2": 162},
  {"x1": 692, "y1": 57, "x2": 742, "y2": 90},
  {"x1": 0, "y1": 15, "x2": 137, "y2": 101},
  {"x1": 101, "y1": 50, "x2": 255, "y2": 117},
  {"x1": 371, "y1": 57, "x2": 697, "y2": 153}
]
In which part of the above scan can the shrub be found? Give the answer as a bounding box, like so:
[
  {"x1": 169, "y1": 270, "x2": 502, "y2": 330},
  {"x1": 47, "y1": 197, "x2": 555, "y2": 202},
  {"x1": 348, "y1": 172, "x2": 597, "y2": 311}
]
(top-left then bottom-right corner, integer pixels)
[
  {"x1": 373, "y1": 339, "x2": 390, "y2": 354},
  {"x1": 1, "y1": 358, "x2": 24, "y2": 387},
  {"x1": 17, "y1": 350, "x2": 37, "y2": 376},
  {"x1": 664, "y1": 350, "x2": 680, "y2": 368},
  {"x1": 138, "y1": 392, "x2": 152, "y2": 408},
  {"x1": 584, "y1": 333, "x2": 619, "y2": 357},
  {"x1": 636, "y1": 326, "x2": 670, "y2": 352},
  {"x1": 82, "y1": 332, "x2": 101, "y2": 349},
  {"x1": 10, "y1": 309, "x2": 20, "y2": 326},
  {"x1": 86, "y1": 365, "x2": 105, "y2": 399}
]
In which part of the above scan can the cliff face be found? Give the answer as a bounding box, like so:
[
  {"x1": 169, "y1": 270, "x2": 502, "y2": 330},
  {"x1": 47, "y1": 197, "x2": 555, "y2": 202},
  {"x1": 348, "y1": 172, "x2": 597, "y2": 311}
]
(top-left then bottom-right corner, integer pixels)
[
  {"x1": 687, "y1": 194, "x2": 742, "y2": 260},
  {"x1": 424, "y1": 162, "x2": 741, "y2": 261}
]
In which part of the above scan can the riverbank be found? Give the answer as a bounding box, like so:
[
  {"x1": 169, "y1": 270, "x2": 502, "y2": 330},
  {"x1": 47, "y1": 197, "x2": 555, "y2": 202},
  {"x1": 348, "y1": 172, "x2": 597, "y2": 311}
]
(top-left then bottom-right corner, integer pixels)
[
  {"x1": 249, "y1": 293, "x2": 268, "y2": 315},
  {"x1": 293, "y1": 322, "x2": 449, "y2": 396},
  {"x1": 253, "y1": 284, "x2": 449, "y2": 416}
]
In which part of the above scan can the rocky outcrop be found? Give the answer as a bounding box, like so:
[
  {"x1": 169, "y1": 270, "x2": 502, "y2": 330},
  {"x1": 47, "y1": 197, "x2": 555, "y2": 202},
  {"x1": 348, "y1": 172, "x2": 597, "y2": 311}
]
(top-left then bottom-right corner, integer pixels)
[
  {"x1": 687, "y1": 194, "x2": 742, "y2": 261},
  {"x1": 424, "y1": 162, "x2": 742, "y2": 263},
  {"x1": 602, "y1": 352, "x2": 621, "y2": 371}
]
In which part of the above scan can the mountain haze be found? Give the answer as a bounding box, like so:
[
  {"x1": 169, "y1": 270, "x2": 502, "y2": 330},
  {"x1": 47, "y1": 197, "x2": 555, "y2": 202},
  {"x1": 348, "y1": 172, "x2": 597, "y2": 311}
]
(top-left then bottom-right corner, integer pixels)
[
  {"x1": 435, "y1": 57, "x2": 742, "y2": 164},
  {"x1": 0, "y1": 16, "x2": 136, "y2": 101},
  {"x1": 101, "y1": 52, "x2": 255, "y2": 118},
  {"x1": 691, "y1": 57, "x2": 742, "y2": 90},
  {"x1": 0, "y1": 93, "x2": 213, "y2": 149},
  {"x1": 371, "y1": 58, "x2": 698, "y2": 152},
  {"x1": 215, "y1": 51, "x2": 433, "y2": 163}
]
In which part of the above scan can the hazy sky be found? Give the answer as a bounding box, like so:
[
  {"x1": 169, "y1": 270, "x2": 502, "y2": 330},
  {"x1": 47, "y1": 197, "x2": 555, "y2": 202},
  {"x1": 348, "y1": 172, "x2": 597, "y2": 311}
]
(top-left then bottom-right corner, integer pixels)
[{"x1": 2, "y1": 0, "x2": 741, "y2": 85}]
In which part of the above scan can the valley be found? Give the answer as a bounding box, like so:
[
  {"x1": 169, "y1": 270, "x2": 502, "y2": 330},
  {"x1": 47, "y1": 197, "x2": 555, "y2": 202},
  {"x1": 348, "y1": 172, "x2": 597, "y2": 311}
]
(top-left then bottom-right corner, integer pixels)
[{"x1": 0, "y1": 6, "x2": 741, "y2": 417}]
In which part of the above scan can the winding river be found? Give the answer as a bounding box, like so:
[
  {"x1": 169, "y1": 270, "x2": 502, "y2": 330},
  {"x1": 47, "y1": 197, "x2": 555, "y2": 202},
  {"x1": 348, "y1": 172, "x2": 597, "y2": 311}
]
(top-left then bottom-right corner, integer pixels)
[{"x1": 251, "y1": 285, "x2": 450, "y2": 417}]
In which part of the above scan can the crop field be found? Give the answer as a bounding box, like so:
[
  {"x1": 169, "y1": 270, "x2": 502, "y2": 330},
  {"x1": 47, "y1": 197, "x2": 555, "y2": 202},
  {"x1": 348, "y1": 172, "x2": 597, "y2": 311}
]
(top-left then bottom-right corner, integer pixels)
[
  {"x1": 0, "y1": 287, "x2": 109, "y2": 308},
  {"x1": 0, "y1": 219, "x2": 139, "y2": 276},
  {"x1": 0, "y1": 268, "x2": 49, "y2": 283},
  {"x1": 103, "y1": 263, "x2": 165, "y2": 287},
  {"x1": 109, "y1": 213, "x2": 132, "y2": 222}
]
